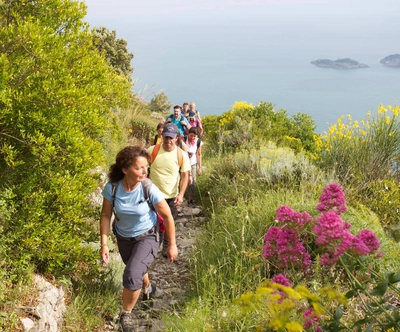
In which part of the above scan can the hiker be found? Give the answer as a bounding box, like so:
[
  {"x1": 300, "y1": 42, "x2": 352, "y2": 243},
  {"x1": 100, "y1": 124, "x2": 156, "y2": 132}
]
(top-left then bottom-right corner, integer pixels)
[
  {"x1": 182, "y1": 102, "x2": 190, "y2": 117},
  {"x1": 166, "y1": 105, "x2": 191, "y2": 137},
  {"x1": 185, "y1": 127, "x2": 203, "y2": 206},
  {"x1": 153, "y1": 122, "x2": 164, "y2": 145},
  {"x1": 99, "y1": 146, "x2": 178, "y2": 331},
  {"x1": 189, "y1": 101, "x2": 201, "y2": 121},
  {"x1": 187, "y1": 111, "x2": 204, "y2": 137},
  {"x1": 176, "y1": 134, "x2": 188, "y2": 152},
  {"x1": 147, "y1": 123, "x2": 191, "y2": 256}
]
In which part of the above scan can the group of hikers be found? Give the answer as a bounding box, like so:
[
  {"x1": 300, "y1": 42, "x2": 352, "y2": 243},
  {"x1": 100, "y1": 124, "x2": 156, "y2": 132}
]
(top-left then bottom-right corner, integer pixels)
[{"x1": 99, "y1": 102, "x2": 204, "y2": 331}]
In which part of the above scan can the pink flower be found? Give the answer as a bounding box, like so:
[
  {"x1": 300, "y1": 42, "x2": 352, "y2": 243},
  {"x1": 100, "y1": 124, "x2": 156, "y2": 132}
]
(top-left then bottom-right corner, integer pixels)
[
  {"x1": 271, "y1": 274, "x2": 291, "y2": 287},
  {"x1": 263, "y1": 227, "x2": 311, "y2": 271},
  {"x1": 276, "y1": 205, "x2": 313, "y2": 230},
  {"x1": 313, "y1": 211, "x2": 353, "y2": 265},
  {"x1": 356, "y1": 229, "x2": 380, "y2": 253},
  {"x1": 303, "y1": 308, "x2": 321, "y2": 330},
  {"x1": 316, "y1": 184, "x2": 347, "y2": 214}
]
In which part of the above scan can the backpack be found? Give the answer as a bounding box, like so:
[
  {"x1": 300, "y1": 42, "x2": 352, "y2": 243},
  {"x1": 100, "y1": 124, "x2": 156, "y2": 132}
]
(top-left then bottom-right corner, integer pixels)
[
  {"x1": 150, "y1": 144, "x2": 183, "y2": 167},
  {"x1": 111, "y1": 178, "x2": 159, "y2": 240}
]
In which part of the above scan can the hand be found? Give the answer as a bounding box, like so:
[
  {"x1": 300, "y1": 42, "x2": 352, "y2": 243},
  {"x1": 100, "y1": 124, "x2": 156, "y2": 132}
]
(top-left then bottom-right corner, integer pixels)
[
  {"x1": 167, "y1": 244, "x2": 178, "y2": 262},
  {"x1": 197, "y1": 167, "x2": 202, "y2": 176},
  {"x1": 101, "y1": 245, "x2": 109, "y2": 264},
  {"x1": 189, "y1": 176, "x2": 193, "y2": 185},
  {"x1": 174, "y1": 194, "x2": 184, "y2": 206}
]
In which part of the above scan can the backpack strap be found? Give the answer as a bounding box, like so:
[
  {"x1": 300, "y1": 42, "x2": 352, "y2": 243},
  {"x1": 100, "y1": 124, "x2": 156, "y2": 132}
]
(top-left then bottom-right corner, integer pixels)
[
  {"x1": 111, "y1": 182, "x2": 119, "y2": 219},
  {"x1": 197, "y1": 138, "x2": 201, "y2": 149},
  {"x1": 141, "y1": 178, "x2": 159, "y2": 241},
  {"x1": 151, "y1": 144, "x2": 161, "y2": 163}
]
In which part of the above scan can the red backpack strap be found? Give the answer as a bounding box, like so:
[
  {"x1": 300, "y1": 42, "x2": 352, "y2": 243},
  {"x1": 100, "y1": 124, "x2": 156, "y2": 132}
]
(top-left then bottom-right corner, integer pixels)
[{"x1": 151, "y1": 144, "x2": 161, "y2": 163}]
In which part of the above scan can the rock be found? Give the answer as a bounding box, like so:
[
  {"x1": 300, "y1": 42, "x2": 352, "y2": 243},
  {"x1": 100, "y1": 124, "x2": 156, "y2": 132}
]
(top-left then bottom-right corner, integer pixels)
[
  {"x1": 380, "y1": 54, "x2": 400, "y2": 67},
  {"x1": 20, "y1": 317, "x2": 34, "y2": 331},
  {"x1": 311, "y1": 58, "x2": 369, "y2": 69},
  {"x1": 20, "y1": 275, "x2": 66, "y2": 332}
]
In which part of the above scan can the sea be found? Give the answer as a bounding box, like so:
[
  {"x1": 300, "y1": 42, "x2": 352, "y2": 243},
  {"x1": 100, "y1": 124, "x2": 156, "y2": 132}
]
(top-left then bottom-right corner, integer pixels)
[{"x1": 85, "y1": 14, "x2": 399, "y2": 133}]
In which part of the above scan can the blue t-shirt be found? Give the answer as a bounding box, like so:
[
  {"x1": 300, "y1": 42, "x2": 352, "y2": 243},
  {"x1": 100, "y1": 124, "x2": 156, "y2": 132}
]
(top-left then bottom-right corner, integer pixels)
[
  {"x1": 102, "y1": 180, "x2": 164, "y2": 238},
  {"x1": 166, "y1": 115, "x2": 189, "y2": 136}
]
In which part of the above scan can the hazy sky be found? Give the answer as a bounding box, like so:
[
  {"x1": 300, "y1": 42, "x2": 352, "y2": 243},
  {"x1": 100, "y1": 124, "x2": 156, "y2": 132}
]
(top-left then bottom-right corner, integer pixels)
[
  {"x1": 84, "y1": 0, "x2": 399, "y2": 21},
  {"x1": 83, "y1": 0, "x2": 399, "y2": 52}
]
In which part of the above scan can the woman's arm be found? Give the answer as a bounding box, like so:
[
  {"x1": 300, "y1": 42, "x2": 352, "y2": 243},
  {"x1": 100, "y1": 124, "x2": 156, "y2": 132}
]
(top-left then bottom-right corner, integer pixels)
[
  {"x1": 196, "y1": 146, "x2": 202, "y2": 176},
  {"x1": 154, "y1": 200, "x2": 178, "y2": 262},
  {"x1": 100, "y1": 198, "x2": 113, "y2": 264}
]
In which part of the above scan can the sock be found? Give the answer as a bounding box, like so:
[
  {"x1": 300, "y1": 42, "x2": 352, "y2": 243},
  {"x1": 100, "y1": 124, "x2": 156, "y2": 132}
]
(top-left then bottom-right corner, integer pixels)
[
  {"x1": 145, "y1": 284, "x2": 153, "y2": 295},
  {"x1": 121, "y1": 308, "x2": 131, "y2": 315}
]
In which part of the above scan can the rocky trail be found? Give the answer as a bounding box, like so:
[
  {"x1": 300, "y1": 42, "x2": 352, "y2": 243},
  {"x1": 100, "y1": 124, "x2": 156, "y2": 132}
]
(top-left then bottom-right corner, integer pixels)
[{"x1": 108, "y1": 201, "x2": 205, "y2": 332}]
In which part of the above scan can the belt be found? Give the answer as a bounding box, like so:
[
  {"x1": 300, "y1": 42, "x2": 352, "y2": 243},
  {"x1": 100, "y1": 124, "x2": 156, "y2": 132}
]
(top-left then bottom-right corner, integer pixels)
[{"x1": 115, "y1": 226, "x2": 156, "y2": 242}]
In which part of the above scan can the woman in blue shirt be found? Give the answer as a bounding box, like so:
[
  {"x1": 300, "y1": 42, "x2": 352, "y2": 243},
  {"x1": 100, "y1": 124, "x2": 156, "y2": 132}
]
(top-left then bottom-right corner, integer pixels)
[{"x1": 99, "y1": 146, "x2": 178, "y2": 331}]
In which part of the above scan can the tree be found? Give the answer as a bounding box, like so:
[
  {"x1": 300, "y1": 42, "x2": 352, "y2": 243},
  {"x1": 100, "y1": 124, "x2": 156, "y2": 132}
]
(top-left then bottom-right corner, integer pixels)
[
  {"x1": 92, "y1": 26, "x2": 134, "y2": 81},
  {"x1": 0, "y1": 0, "x2": 132, "y2": 279},
  {"x1": 148, "y1": 91, "x2": 172, "y2": 113}
]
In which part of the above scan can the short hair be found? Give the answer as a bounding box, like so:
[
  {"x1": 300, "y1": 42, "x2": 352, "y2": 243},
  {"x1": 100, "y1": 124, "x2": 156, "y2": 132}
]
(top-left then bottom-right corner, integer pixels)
[
  {"x1": 173, "y1": 105, "x2": 181, "y2": 110},
  {"x1": 156, "y1": 122, "x2": 164, "y2": 130},
  {"x1": 183, "y1": 102, "x2": 188, "y2": 107},
  {"x1": 108, "y1": 146, "x2": 150, "y2": 183},
  {"x1": 188, "y1": 127, "x2": 198, "y2": 135}
]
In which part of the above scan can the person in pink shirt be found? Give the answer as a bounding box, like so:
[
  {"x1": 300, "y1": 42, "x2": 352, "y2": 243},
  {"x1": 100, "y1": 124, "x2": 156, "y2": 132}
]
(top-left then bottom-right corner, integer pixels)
[{"x1": 187, "y1": 111, "x2": 203, "y2": 137}]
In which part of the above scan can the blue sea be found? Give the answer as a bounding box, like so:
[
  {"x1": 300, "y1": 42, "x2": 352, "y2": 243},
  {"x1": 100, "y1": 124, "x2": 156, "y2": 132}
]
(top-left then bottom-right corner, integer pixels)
[{"x1": 85, "y1": 14, "x2": 399, "y2": 133}]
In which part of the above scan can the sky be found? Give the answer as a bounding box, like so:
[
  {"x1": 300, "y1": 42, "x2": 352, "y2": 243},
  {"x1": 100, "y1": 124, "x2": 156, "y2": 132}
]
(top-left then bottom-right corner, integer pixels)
[{"x1": 83, "y1": 0, "x2": 399, "y2": 62}]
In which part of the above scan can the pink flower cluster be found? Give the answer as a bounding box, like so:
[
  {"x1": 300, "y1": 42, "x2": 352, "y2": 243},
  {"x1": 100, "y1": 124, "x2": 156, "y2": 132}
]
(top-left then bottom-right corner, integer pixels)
[
  {"x1": 303, "y1": 308, "x2": 322, "y2": 331},
  {"x1": 316, "y1": 183, "x2": 347, "y2": 214},
  {"x1": 263, "y1": 227, "x2": 311, "y2": 270},
  {"x1": 271, "y1": 274, "x2": 292, "y2": 287},
  {"x1": 314, "y1": 186, "x2": 381, "y2": 265},
  {"x1": 313, "y1": 211, "x2": 354, "y2": 265},
  {"x1": 276, "y1": 205, "x2": 313, "y2": 230},
  {"x1": 263, "y1": 184, "x2": 382, "y2": 269}
]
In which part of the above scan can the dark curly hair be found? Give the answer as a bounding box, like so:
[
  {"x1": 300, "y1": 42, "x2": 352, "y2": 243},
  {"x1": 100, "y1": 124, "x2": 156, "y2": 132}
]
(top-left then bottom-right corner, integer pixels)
[{"x1": 108, "y1": 146, "x2": 150, "y2": 183}]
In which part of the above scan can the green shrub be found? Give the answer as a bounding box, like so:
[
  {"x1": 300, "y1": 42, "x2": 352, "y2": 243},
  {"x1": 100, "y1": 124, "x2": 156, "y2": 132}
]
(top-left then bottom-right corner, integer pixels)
[{"x1": 201, "y1": 101, "x2": 318, "y2": 157}]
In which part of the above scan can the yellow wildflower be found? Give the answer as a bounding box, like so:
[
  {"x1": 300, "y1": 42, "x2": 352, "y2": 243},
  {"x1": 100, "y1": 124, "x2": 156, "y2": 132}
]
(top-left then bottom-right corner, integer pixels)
[
  {"x1": 268, "y1": 317, "x2": 284, "y2": 330},
  {"x1": 320, "y1": 287, "x2": 348, "y2": 305},
  {"x1": 285, "y1": 321, "x2": 304, "y2": 332},
  {"x1": 295, "y1": 285, "x2": 320, "y2": 302}
]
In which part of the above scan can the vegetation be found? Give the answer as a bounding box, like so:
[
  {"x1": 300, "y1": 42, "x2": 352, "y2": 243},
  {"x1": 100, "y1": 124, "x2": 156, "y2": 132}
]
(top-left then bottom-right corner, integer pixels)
[
  {"x1": 0, "y1": 0, "x2": 160, "y2": 329},
  {"x1": 162, "y1": 103, "x2": 400, "y2": 331},
  {"x1": 1, "y1": 1, "x2": 400, "y2": 330},
  {"x1": 92, "y1": 26, "x2": 134, "y2": 81}
]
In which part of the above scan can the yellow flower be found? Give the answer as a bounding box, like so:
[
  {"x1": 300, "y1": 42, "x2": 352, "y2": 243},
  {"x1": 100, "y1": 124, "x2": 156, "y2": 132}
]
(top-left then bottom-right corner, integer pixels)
[
  {"x1": 295, "y1": 285, "x2": 320, "y2": 302},
  {"x1": 285, "y1": 321, "x2": 304, "y2": 332},
  {"x1": 268, "y1": 317, "x2": 284, "y2": 330},
  {"x1": 319, "y1": 287, "x2": 348, "y2": 305}
]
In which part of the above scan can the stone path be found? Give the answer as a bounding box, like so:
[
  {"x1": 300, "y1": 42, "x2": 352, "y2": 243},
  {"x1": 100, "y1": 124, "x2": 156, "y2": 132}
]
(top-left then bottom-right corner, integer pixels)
[{"x1": 107, "y1": 202, "x2": 205, "y2": 332}]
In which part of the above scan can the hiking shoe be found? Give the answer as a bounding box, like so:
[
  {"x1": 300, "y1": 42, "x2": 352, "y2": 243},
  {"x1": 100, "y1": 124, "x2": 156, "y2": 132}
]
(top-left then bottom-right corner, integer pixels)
[
  {"x1": 119, "y1": 311, "x2": 136, "y2": 332},
  {"x1": 141, "y1": 283, "x2": 157, "y2": 309}
]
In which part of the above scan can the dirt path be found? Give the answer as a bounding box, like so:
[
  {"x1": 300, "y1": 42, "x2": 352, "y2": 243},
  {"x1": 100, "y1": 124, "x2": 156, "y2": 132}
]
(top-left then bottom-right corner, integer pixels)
[{"x1": 109, "y1": 202, "x2": 205, "y2": 332}]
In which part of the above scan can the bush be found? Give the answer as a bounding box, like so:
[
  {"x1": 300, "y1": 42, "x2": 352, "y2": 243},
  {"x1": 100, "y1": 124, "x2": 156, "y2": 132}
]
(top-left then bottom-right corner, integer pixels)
[{"x1": 317, "y1": 105, "x2": 400, "y2": 234}]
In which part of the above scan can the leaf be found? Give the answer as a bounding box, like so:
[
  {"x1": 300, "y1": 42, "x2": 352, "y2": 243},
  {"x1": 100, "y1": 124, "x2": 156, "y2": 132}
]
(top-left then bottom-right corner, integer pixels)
[
  {"x1": 369, "y1": 280, "x2": 389, "y2": 296},
  {"x1": 365, "y1": 323, "x2": 374, "y2": 332},
  {"x1": 345, "y1": 289, "x2": 357, "y2": 299},
  {"x1": 388, "y1": 272, "x2": 400, "y2": 284},
  {"x1": 334, "y1": 305, "x2": 343, "y2": 320}
]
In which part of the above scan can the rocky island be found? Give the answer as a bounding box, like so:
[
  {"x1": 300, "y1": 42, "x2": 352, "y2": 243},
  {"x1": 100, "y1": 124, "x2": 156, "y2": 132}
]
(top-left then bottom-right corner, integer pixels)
[
  {"x1": 311, "y1": 58, "x2": 369, "y2": 69},
  {"x1": 380, "y1": 54, "x2": 400, "y2": 67}
]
